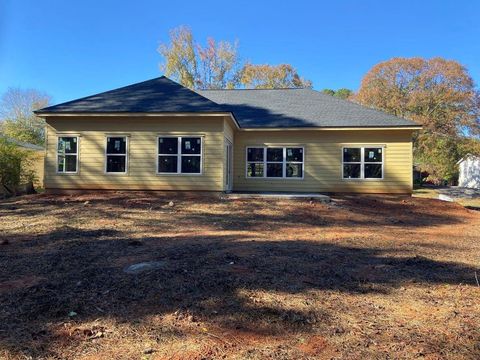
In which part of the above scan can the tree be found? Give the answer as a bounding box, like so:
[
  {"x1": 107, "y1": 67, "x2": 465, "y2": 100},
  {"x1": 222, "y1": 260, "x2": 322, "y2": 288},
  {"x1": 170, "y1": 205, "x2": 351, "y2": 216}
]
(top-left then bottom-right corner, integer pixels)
[
  {"x1": 240, "y1": 63, "x2": 312, "y2": 89},
  {"x1": 321, "y1": 89, "x2": 335, "y2": 96},
  {"x1": 0, "y1": 88, "x2": 51, "y2": 146},
  {"x1": 158, "y1": 26, "x2": 241, "y2": 89},
  {"x1": 197, "y1": 38, "x2": 241, "y2": 89},
  {"x1": 158, "y1": 26, "x2": 197, "y2": 89},
  {"x1": 321, "y1": 88, "x2": 353, "y2": 99},
  {"x1": 356, "y1": 57, "x2": 480, "y2": 182},
  {"x1": 158, "y1": 26, "x2": 312, "y2": 90},
  {"x1": 0, "y1": 137, "x2": 36, "y2": 193},
  {"x1": 335, "y1": 88, "x2": 353, "y2": 99}
]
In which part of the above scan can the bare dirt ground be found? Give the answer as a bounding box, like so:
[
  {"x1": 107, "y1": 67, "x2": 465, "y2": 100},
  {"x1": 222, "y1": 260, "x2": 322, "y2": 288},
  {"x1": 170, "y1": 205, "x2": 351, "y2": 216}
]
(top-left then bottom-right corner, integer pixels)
[{"x1": 0, "y1": 192, "x2": 479, "y2": 359}]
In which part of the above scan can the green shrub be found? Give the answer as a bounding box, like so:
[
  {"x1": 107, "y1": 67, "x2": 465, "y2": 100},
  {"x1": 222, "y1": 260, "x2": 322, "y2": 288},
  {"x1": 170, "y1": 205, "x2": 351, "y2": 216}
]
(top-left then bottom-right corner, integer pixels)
[{"x1": 0, "y1": 137, "x2": 36, "y2": 192}]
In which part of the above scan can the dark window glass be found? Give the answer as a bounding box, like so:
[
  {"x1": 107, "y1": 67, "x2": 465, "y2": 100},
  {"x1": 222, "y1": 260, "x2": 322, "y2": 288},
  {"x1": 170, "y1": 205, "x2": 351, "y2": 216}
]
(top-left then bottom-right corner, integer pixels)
[
  {"x1": 158, "y1": 156, "x2": 178, "y2": 173},
  {"x1": 181, "y1": 156, "x2": 201, "y2": 173},
  {"x1": 181, "y1": 137, "x2": 201, "y2": 154},
  {"x1": 247, "y1": 163, "x2": 264, "y2": 177},
  {"x1": 266, "y1": 148, "x2": 283, "y2": 162},
  {"x1": 107, "y1": 155, "x2": 126, "y2": 173},
  {"x1": 159, "y1": 137, "x2": 178, "y2": 154},
  {"x1": 343, "y1": 164, "x2": 361, "y2": 179},
  {"x1": 286, "y1": 148, "x2": 303, "y2": 162},
  {"x1": 107, "y1": 137, "x2": 126, "y2": 154},
  {"x1": 286, "y1": 163, "x2": 302, "y2": 177},
  {"x1": 65, "y1": 155, "x2": 77, "y2": 172},
  {"x1": 364, "y1": 148, "x2": 382, "y2": 162},
  {"x1": 343, "y1": 148, "x2": 361, "y2": 162},
  {"x1": 365, "y1": 164, "x2": 382, "y2": 178},
  {"x1": 247, "y1": 148, "x2": 264, "y2": 162},
  {"x1": 266, "y1": 163, "x2": 283, "y2": 177},
  {"x1": 58, "y1": 137, "x2": 77, "y2": 154}
]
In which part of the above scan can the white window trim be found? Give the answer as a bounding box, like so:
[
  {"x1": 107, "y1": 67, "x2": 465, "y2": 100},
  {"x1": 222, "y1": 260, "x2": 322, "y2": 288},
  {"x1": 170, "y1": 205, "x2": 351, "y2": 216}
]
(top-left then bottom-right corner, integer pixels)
[
  {"x1": 105, "y1": 136, "x2": 129, "y2": 174},
  {"x1": 56, "y1": 136, "x2": 79, "y2": 174},
  {"x1": 156, "y1": 135, "x2": 203, "y2": 175},
  {"x1": 245, "y1": 146, "x2": 304, "y2": 180},
  {"x1": 341, "y1": 145, "x2": 385, "y2": 181}
]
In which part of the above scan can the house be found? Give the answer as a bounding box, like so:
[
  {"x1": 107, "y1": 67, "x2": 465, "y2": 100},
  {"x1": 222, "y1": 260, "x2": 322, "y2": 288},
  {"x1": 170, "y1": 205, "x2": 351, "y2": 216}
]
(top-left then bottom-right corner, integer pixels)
[
  {"x1": 457, "y1": 154, "x2": 480, "y2": 189},
  {"x1": 34, "y1": 76, "x2": 421, "y2": 194},
  {"x1": 0, "y1": 137, "x2": 44, "y2": 195},
  {"x1": 9, "y1": 138, "x2": 45, "y2": 188}
]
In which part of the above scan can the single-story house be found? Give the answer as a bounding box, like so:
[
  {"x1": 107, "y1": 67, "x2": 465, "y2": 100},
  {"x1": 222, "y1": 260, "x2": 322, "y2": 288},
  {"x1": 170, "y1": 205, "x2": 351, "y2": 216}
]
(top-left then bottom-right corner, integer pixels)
[
  {"x1": 34, "y1": 76, "x2": 421, "y2": 194},
  {"x1": 10, "y1": 139, "x2": 45, "y2": 188},
  {"x1": 457, "y1": 154, "x2": 480, "y2": 189},
  {"x1": 0, "y1": 137, "x2": 44, "y2": 196}
]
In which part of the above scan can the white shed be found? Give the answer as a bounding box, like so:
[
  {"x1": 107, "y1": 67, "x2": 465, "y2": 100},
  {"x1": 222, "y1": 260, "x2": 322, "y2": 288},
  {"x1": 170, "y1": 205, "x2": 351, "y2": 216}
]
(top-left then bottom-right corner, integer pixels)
[{"x1": 458, "y1": 154, "x2": 480, "y2": 189}]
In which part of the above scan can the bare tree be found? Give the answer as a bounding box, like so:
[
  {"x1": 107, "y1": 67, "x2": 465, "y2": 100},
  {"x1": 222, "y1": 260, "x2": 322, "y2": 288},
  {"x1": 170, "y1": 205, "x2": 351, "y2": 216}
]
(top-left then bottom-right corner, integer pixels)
[{"x1": 0, "y1": 88, "x2": 51, "y2": 146}]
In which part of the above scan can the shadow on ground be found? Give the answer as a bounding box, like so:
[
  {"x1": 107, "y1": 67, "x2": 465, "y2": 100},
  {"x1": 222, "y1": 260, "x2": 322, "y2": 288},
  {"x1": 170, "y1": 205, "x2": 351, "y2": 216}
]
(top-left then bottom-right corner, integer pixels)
[{"x1": 0, "y1": 193, "x2": 478, "y2": 357}]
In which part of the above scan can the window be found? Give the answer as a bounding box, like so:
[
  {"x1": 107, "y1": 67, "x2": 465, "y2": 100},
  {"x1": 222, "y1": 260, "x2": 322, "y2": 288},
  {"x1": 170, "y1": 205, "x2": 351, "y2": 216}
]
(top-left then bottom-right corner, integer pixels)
[
  {"x1": 158, "y1": 136, "x2": 202, "y2": 174},
  {"x1": 342, "y1": 146, "x2": 383, "y2": 179},
  {"x1": 57, "y1": 136, "x2": 78, "y2": 173},
  {"x1": 246, "y1": 146, "x2": 304, "y2": 179},
  {"x1": 106, "y1": 136, "x2": 127, "y2": 173}
]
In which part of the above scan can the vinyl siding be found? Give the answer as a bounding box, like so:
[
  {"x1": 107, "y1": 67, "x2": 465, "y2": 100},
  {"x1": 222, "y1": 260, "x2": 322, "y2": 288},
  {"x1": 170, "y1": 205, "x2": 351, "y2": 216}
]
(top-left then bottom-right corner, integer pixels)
[
  {"x1": 233, "y1": 130, "x2": 414, "y2": 193},
  {"x1": 44, "y1": 115, "x2": 414, "y2": 194},
  {"x1": 222, "y1": 117, "x2": 236, "y2": 191},
  {"x1": 45, "y1": 116, "x2": 225, "y2": 191}
]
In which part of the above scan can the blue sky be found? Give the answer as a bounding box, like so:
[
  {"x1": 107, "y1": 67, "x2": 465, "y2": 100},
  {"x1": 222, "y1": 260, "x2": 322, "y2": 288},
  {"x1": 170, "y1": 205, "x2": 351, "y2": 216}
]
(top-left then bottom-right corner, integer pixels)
[{"x1": 1, "y1": 0, "x2": 479, "y2": 104}]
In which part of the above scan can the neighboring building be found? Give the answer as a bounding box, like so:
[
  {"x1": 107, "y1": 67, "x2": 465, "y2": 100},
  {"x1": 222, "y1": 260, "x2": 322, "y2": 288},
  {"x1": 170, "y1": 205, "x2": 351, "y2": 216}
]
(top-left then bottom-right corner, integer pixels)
[
  {"x1": 34, "y1": 76, "x2": 421, "y2": 194},
  {"x1": 0, "y1": 136, "x2": 44, "y2": 189},
  {"x1": 458, "y1": 154, "x2": 480, "y2": 189}
]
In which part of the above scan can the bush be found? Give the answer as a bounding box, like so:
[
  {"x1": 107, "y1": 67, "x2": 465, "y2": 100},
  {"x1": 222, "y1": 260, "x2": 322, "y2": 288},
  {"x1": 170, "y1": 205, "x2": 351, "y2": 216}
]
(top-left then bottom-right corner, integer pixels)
[{"x1": 0, "y1": 137, "x2": 36, "y2": 193}]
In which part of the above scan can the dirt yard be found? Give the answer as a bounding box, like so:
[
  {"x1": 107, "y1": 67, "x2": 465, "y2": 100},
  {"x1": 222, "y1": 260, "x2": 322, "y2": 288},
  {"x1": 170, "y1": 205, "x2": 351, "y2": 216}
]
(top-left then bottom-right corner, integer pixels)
[{"x1": 0, "y1": 193, "x2": 479, "y2": 359}]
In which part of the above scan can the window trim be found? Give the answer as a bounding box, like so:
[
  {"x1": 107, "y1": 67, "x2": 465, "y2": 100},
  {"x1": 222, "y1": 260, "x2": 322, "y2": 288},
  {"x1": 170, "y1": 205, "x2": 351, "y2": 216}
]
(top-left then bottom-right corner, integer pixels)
[
  {"x1": 156, "y1": 135, "x2": 203, "y2": 176},
  {"x1": 341, "y1": 145, "x2": 384, "y2": 181},
  {"x1": 245, "y1": 146, "x2": 304, "y2": 180},
  {"x1": 105, "y1": 135, "x2": 129, "y2": 175},
  {"x1": 56, "y1": 136, "x2": 79, "y2": 174}
]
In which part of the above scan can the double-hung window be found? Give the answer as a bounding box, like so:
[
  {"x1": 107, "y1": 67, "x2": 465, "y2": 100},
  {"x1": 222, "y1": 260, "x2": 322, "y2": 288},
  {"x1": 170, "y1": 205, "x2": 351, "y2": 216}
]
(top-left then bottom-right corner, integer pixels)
[
  {"x1": 157, "y1": 136, "x2": 202, "y2": 174},
  {"x1": 106, "y1": 136, "x2": 127, "y2": 173},
  {"x1": 57, "y1": 136, "x2": 78, "y2": 173},
  {"x1": 342, "y1": 146, "x2": 383, "y2": 179},
  {"x1": 246, "y1": 146, "x2": 304, "y2": 178}
]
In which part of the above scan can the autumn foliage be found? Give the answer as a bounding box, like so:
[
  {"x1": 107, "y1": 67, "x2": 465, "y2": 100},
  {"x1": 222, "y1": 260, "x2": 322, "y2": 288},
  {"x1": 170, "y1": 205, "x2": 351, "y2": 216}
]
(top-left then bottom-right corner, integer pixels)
[
  {"x1": 356, "y1": 57, "x2": 480, "y2": 182},
  {"x1": 158, "y1": 26, "x2": 311, "y2": 90}
]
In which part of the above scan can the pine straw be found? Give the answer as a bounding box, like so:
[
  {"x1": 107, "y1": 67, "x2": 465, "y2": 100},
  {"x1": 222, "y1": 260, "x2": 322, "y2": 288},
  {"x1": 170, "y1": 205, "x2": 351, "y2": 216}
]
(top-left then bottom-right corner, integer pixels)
[{"x1": 0, "y1": 192, "x2": 479, "y2": 359}]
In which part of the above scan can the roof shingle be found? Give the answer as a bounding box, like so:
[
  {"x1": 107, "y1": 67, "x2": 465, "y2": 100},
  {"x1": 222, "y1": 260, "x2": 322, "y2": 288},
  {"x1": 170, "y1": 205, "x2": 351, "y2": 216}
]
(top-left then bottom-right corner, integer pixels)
[{"x1": 36, "y1": 76, "x2": 418, "y2": 128}]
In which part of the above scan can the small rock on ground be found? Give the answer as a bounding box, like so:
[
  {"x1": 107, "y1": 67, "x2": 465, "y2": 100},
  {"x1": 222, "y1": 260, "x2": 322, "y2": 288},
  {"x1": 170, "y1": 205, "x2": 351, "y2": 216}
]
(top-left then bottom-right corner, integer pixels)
[{"x1": 123, "y1": 261, "x2": 166, "y2": 274}]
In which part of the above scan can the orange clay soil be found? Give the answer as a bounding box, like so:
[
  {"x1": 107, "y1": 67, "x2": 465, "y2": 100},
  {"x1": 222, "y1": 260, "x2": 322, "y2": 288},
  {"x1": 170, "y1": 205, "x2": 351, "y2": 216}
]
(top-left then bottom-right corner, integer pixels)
[{"x1": 0, "y1": 192, "x2": 479, "y2": 359}]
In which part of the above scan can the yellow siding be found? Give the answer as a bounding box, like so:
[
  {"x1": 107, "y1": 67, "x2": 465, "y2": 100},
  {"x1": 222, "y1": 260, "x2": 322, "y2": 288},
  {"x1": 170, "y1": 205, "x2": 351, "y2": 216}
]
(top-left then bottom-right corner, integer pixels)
[
  {"x1": 44, "y1": 115, "x2": 414, "y2": 194},
  {"x1": 233, "y1": 130, "x2": 414, "y2": 193},
  {"x1": 222, "y1": 117, "x2": 236, "y2": 191},
  {"x1": 223, "y1": 117, "x2": 235, "y2": 143},
  {"x1": 29, "y1": 150, "x2": 45, "y2": 188},
  {"x1": 45, "y1": 116, "x2": 225, "y2": 191}
]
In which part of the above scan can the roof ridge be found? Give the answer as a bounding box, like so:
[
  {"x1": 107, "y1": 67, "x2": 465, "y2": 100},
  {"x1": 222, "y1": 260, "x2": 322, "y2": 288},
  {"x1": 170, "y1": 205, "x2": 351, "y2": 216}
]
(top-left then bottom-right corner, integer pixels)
[{"x1": 199, "y1": 87, "x2": 309, "y2": 91}]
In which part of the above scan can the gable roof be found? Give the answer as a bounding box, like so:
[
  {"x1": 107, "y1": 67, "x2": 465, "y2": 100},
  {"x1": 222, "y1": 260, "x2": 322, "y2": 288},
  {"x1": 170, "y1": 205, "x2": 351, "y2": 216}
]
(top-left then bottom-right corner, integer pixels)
[
  {"x1": 36, "y1": 76, "x2": 419, "y2": 129},
  {"x1": 36, "y1": 76, "x2": 225, "y2": 114},
  {"x1": 197, "y1": 88, "x2": 416, "y2": 128}
]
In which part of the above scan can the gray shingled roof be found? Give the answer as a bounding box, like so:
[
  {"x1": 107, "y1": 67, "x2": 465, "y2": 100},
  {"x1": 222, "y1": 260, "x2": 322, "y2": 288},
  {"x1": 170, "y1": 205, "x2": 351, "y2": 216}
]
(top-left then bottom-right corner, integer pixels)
[
  {"x1": 0, "y1": 136, "x2": 44, "y2": 150},
  {"x1": 197, "y1": 88, "x2": 416, "y2": 128},
  {"x1": 36, "y1": 76, "x2": 225, "y2": 114},
  {"x1": 36, "y1": 76, "x2": 417, "y2": 128}
]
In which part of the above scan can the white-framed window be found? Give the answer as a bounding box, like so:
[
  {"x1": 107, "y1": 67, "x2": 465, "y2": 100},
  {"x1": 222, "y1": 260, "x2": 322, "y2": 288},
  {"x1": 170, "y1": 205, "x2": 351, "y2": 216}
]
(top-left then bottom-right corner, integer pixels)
[
  {"x1": 57, "y1": 136, "x2": 78, "y2": 173},
  {"x1": 246, "y1": 146, "x2": 304, "y2": 179},
  {"x1": 106, "y1": 136, "x2": 128, "y2": 173},
  {"x1": 157, "y1": 136, "x2": 202, "y2": 174},
  {"x1": 342, "y1": 146, "x2": 384, "y2": 180}
]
